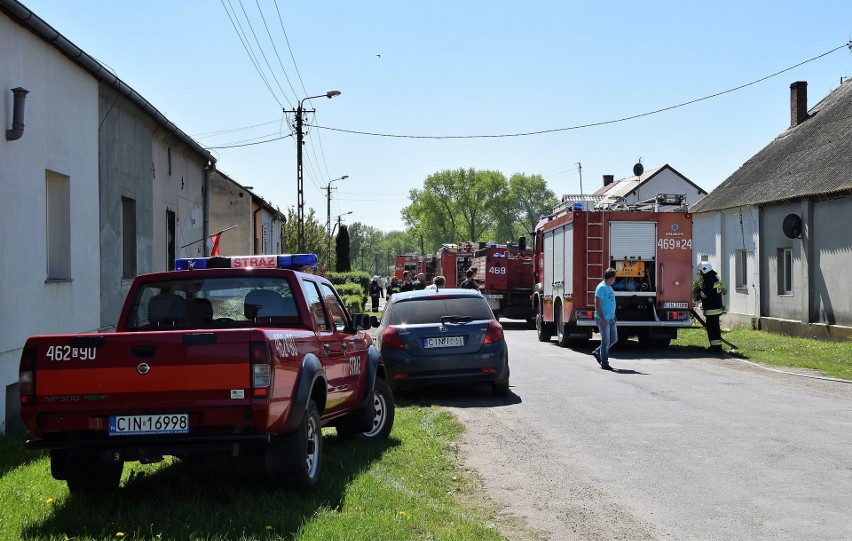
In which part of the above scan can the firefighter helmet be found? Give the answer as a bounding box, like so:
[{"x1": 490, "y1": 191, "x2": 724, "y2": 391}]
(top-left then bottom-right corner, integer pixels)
[{"x1": 698, "y1": 261, "x2": 713, "y2": 274}]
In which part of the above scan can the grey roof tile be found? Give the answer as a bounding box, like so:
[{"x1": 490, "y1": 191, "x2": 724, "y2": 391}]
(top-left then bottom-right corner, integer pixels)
[{"x1": 692, "y1": 80, "x2": 852, "y2": 213}]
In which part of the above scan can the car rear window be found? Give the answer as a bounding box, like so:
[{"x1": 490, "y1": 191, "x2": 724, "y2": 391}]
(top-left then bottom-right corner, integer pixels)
[{"x1": 389, "y1": 296, "x2": 493, "y2": 325}]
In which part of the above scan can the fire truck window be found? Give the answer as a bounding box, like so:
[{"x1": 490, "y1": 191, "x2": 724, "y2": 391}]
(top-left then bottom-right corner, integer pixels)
[
  {"x1": 301, "y1": 279, "x2": 329, "y2": 332},
  {"x1": 320, "y1": 283, "x2": 349, "y2": 332}
]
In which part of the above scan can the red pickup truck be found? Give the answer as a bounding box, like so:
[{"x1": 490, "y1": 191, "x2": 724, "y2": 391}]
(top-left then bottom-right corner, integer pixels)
[{"x1": 18, "y1": 254, "x2": 394, "y2": 493}]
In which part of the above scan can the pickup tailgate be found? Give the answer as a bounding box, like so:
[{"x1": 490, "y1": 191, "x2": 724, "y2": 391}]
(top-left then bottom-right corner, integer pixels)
[{"x1": 22, "y1": 330, "x2": 262, "y2": 437}]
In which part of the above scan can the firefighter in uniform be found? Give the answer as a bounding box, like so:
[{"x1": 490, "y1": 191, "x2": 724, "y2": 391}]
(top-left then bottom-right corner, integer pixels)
[{"x1": 697, "y1": 262, "x2": 725, "y2": 352}]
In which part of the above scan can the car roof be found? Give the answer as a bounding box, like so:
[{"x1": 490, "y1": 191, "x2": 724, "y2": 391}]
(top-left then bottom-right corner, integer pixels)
[{"x1": 390, "y1": 288, "x2": 484, "y2": 301}]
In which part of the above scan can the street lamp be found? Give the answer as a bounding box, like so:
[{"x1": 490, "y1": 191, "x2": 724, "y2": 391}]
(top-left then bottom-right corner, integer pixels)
[
  {"x1": 288, "y1": 89, "x2": 341, "y2": 252},
  {"x1": 325, "y1": 175, "x2": 349, "y2": 266}
]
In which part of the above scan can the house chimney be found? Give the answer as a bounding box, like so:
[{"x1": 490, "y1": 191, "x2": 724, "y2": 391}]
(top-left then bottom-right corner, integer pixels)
[
  {"x1": 603, "y1": 174, "x2": 614, "y2": 187},
  {"x1": 790, "y1": 81, "x2": 808, "y2": 127}
]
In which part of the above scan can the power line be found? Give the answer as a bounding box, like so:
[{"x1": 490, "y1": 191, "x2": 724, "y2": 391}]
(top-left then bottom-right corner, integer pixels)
[
  {"x1": 236, "y1": 0, "x2": 293, "y2": 108},
  {"x1": 311, "y1": 42, "x2": 850, "y2": 140},
  {"x1": 197, "y1": 41, "x2": 851, "y2": 144},
  {"x1": 205, "y1": 132, "x2": 294, "y2": 149},
  {"x1": 273, "y1": 0, "x2": 308, "y2": 97},
  {"x1": 220, "y1": 0, "x2": 283, "y2": 109},
  {"x1": 254, "y1": 0, "x2": 300, "y2": 104}
]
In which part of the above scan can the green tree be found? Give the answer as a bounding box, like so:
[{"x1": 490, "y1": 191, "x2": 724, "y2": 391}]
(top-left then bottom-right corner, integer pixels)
[
  {"x1": 347, "y1": 222, "x2": 386, "y2": 274},
  {"x1": 402, "y1": 168, "x2": 509, "y2": 250},
  {"x1": 281, "y1": 207, "x2": 326, "y2": 255},
  {"x1": 335, "y1": 225, "x2": 351, "y2": 272},
  {"x1": 507, "y1": 173, "x2": 558, "y2": 239}
]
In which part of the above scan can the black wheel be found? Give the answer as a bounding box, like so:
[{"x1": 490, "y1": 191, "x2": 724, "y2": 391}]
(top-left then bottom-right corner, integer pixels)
[
  {"x1": 337, "y1": 378, "x2": 395, "y2": 442},
  {"x1": 556, "y1": 307, "x2": 571, "y2": 348},
  {"x1": 54, "y1": 451, "x2": 123, "y2": 494},
  {"x1": 284, "y1": 401, "x2": 322, "y2": 491},
  {"x1": 536, "y1": 304, "x2": 553, "y2": 342},
  {"x1": 492, "y1": 379, "x2": 510, "y2": 396}
]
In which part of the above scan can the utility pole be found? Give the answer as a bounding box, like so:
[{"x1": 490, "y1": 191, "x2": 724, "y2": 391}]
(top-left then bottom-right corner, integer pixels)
[
  {"x1": 284, "y1": 90, "x2": 341, "y2": 253},
  {"x1": 295, "y1": 106, "x2": 305, "y2": 252},
  {"x1": 325, "y1": 175, "x2": 348, "y2": 267}
]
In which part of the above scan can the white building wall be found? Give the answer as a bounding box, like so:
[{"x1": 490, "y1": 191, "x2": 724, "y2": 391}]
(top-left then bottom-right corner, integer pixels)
[
  {"x1": 152, "y1": 138, "x2": 205, "y2": 266},
  {"x1": 721, "y1": 207, "x2": 760, "y2": 326},
  {"x1": 1, "y1": 16, "x2": 100, "y2": 432},
  {"x1": 693, "y1": 207, "x2": 760, "y2": 328},
  {"x1": 634, "y1": 169, "x2": 707, "y2": 208}
]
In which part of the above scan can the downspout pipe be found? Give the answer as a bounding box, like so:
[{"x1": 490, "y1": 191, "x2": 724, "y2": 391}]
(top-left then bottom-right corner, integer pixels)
[
  {"x1": 253, "y1": 204, "x2": 262, "y2": 254},
  {"x1": 5, "y1": 87, "x2": 29, "y2": 141},
  {"x1": 203, "y1": 161, "x2": 215, "y2": 256}
]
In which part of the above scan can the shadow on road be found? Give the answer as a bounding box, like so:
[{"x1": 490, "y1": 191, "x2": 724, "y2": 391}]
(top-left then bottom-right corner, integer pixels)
[{"x1": 397, "y1": 384, "x2": 522, "y2": 409}]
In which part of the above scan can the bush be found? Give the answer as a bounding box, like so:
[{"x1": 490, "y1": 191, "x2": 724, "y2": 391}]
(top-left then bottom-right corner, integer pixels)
[
  {"x1": 330, "y1": 271, "x2": 371, "y2": 307},
  {"x1": 342, "y1": 294, "x2": 365, "y2": 312},
  {"x1": 335, "y1": 283, "x2": 364, "y2": 297}
]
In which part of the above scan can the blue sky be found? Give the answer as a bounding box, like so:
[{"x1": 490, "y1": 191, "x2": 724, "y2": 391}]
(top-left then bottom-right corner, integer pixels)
[{"x1": 20, "y1": 1, "x2": 852, "y2": 232}]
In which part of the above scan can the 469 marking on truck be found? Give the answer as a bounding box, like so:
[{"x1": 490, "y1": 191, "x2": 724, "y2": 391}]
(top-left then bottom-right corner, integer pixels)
[
  {"x1": 657, "y1": 239, "x2": 692, "y2": 250},
  {"x1": 45, "y1": 345, "x2": 97, "y2": 361}
]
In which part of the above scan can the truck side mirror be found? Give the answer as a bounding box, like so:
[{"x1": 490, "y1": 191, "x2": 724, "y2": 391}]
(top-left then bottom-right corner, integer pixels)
[
  {"x1": 518, "y1": 236, "x2": 526, "y2": 252},
  {"x1": 352, "y1": 313, "x2": 379, "y2": 330}
]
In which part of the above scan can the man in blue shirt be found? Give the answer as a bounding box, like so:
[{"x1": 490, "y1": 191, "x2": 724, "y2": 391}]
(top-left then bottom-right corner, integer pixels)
[{"x1": 592, "y1": 268, "x2": 617, "y2": 370}]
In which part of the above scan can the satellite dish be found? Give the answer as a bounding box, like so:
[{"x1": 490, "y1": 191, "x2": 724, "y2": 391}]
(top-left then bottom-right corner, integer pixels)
[
  {"x1": 633, "y1": 162, "x2": 644, "y2": 176},
  {"x1": 782, "y1": 214, "x2": 802, "y2": 239}
]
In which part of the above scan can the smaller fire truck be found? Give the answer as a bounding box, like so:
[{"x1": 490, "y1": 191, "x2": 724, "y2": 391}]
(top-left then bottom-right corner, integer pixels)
[
  {"x1": 533, "y1": 194, "x2": 694, "y2": 348},
  {"x1": 434, "y1": 242, "x2": 478, "y2": 287},
  {"x1": 470, "y1": 241, "x2": 535, "y2": 322},
  {"x1": 393, "y1": 253, "x2": 436, "y2": 282}
]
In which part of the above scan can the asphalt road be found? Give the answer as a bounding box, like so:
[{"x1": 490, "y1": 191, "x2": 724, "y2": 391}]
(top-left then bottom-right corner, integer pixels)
[{"x1": 428, "y1": 321, "x2": 852, "y2": 540}]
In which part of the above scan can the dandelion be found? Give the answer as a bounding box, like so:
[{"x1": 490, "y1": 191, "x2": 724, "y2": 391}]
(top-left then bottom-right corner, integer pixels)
[
  {"x1": 116, "y1": 533, "x2": 125, "y2": 538},
  {"x1": 46, "y1": 498, "x2": 54, "y2": 505},
  {"x1": 265, "y1": 525, "x2": 273, "y2": 531},
  {"x1": 398, "y1": 511, "x2": 407, "y2": 518}
]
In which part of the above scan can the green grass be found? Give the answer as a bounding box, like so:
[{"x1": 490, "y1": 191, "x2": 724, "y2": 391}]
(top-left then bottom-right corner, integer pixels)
[
  {"x1": 0, "y1": 404, "x2": 505, "y2": 541},
  {"x1": 672, "y1": 326, "x2": 852, "y2": 380}
]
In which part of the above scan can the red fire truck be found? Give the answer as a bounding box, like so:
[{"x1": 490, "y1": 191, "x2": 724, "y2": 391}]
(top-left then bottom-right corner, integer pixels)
[
  {"x1": 471, "y1": 242, "x2": 535, "y2": 322},
  {"x1": 532, "y1": 194, "x2": 693, "y2": 348},
  {"x1": 434, "y1": 242, "x2": 477, "y2": 287},
  {"x1": 393, "y1": 253, "x2": 436, "y2": 282}
]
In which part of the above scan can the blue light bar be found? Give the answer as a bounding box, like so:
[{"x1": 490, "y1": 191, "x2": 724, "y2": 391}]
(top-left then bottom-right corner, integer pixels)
[
  {"x1": 174, "y1": 254, "x2": 317, "y2": 271},
  {"x1": 175, "y1": 258, "x2": 208, "y2": 270},
  {"x1": 278, "y1": 254, "x2": 318, "y2": 268}
]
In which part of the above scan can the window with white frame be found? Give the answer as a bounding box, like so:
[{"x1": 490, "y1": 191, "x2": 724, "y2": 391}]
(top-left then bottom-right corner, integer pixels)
[
  {"x1": 778, "y1": 248, "x2": 793, "y2": 295},
  {"x1": 46, "y1": 171, "x2": 71, "y2": 280},
  {"x1": 735, "y1": 249, "x2": 748, "y2": 289},
  {"x1": 122, "y1": 197, "x2": 137, "y2": 279}
]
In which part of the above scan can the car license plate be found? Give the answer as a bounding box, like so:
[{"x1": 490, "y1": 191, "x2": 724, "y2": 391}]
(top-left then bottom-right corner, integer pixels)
[
  {"x1": 108, "y1": 413, "x2": 189, "y2": 436},
  {"x1": 423, "y1": 336, "x2": 464, "y2": 348},
  {"x1": 662, "y1": 302, "x2": 689, "y2": 309}
]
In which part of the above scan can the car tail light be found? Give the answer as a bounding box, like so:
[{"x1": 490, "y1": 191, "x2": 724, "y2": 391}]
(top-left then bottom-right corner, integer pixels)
[
  {"x1": 19, "y1": 347, "x2": 35, "y2": 405},
  {"x1": 483, "y1": 320, "x2": 504, "y2": 344},
  {"x1": 667, "y1": 311, "x2": 689, "y2": 321},
  {"x1": 380, "y1": 326, "x2": 405, "y2": 349},
  {"x1": 576, "y1": 310, "x2": 595, "y2": 320},
  {"x1": 250, "y1": 341, "x2": 271, "y2": 398}
]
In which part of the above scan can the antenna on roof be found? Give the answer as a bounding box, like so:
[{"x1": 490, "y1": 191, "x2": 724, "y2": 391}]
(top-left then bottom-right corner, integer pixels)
[
  {"x1": 577, "y1": 162, "x2": 584, "y2": 198},
  {"x1": 633, "y1": 158, "x2": 644, "y2": 177}
]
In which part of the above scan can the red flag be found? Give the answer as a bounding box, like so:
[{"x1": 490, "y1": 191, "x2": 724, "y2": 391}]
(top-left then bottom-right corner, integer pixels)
[{"x1": 207, "y1": 233, "x2": 222, "y2": 256}]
